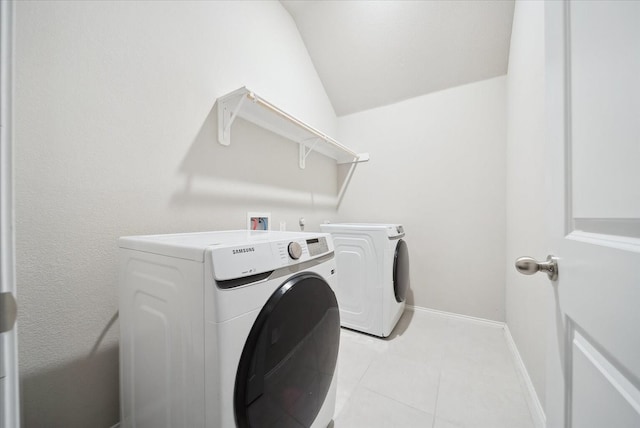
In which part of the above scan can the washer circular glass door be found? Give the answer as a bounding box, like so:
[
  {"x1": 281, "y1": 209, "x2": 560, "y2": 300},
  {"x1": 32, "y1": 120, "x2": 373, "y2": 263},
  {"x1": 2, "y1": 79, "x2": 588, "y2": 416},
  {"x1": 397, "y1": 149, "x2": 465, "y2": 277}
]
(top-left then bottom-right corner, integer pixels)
[
  {"x1": 234, "y1": 272, "x2": 340, "y2": 428},
  {"x1": 393, "y1": 239, "x2": 410, "y2": 303}
]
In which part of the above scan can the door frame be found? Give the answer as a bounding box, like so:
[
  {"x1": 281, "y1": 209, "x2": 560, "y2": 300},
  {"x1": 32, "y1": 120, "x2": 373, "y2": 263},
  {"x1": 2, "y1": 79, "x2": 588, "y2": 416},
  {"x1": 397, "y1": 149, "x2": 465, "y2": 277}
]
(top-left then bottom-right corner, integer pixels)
[
  {"x1": 1, "y1": 0, "x2": 20, "y2": 427},
  {"x1": 545, "y1": 3, "x2": 570, "y2": 424}
]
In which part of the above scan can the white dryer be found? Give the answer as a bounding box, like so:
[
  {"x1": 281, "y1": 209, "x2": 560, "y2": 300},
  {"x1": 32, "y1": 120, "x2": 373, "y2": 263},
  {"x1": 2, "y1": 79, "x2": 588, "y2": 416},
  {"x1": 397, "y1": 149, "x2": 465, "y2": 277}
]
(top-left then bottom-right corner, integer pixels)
[
  {"x1": 319, "y1": 223, "x2": 409, "y2": 337},
  {"x1": 118, "y1": 230, "x2": 340, "y2": 428}
]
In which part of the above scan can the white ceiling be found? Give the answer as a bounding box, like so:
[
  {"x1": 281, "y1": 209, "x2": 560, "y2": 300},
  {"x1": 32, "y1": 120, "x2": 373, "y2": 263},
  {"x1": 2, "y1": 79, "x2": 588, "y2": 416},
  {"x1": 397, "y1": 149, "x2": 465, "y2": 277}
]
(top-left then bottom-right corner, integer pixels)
[{"x1": 281, "y1": 0, "x2": 515, "y2": 116}]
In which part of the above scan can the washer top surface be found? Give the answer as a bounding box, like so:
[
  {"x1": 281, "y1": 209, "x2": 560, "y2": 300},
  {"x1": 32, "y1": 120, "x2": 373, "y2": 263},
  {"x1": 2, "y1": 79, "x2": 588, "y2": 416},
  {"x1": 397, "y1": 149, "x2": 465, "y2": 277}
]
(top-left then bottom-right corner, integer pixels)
[{"x1": 119, "y1": 230, "x2": 330, "y2": 262}]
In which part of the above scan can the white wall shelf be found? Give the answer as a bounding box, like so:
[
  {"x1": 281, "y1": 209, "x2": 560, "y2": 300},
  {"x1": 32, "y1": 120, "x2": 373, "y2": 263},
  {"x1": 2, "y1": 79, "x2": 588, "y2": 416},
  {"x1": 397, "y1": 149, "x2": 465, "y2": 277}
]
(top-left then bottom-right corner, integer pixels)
[{"x1": 217, "y1": 87, "x2": 369, "y2": 169}]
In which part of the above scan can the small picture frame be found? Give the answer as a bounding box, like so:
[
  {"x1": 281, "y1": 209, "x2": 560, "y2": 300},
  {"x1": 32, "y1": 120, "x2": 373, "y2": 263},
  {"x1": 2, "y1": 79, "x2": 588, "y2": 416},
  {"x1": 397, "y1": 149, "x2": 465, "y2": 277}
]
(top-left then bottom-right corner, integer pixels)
[{"x1": 247, "y1": 212, "x2": 271, "y2": 231}]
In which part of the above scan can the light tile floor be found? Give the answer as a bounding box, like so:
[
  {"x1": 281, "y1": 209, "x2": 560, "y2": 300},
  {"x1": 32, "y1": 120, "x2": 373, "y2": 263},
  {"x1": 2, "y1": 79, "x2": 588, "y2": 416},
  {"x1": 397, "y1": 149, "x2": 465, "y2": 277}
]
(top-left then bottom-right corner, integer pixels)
[{"x1": 332, "y1": 310, "x2": 535, "y2": 428}]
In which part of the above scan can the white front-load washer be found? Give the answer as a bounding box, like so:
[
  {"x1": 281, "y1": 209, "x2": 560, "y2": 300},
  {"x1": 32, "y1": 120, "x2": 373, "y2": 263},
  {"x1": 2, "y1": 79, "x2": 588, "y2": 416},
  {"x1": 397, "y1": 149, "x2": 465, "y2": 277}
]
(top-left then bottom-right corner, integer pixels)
[
  {"x1": 319, "y1": 223, "x2": 409, "y2": 337},
  {"x1": 118, "y1": 230, "x2": 340, "y2": 428}
]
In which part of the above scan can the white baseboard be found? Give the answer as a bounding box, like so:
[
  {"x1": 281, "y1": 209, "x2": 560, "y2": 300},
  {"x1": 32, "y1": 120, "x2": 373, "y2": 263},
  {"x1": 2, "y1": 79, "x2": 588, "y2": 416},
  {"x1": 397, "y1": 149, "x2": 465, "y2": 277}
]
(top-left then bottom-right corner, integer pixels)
[
  {"x1": 407, "y1": 305, "x2": 546, "y2": 428},
  {"x1": 504, "y1": 325, "x2": 547, "y2": 428},
  {"x1": 110, "y1": 423, "x2": 120, "y2": 428},
  {"x1": 406, "y1": 304, "x2": 505, "y2": 329}
]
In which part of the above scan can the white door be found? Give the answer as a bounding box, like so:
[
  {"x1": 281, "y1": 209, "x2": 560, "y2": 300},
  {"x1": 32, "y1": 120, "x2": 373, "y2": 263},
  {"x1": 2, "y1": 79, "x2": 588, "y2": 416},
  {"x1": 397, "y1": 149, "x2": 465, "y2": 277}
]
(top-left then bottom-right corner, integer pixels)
[
  {"x1": 543, "y1": 1, "x2": 640, "y2": 427},
  {"x1": 0, "y1": 1, "x2": 20, "y2": 427}
]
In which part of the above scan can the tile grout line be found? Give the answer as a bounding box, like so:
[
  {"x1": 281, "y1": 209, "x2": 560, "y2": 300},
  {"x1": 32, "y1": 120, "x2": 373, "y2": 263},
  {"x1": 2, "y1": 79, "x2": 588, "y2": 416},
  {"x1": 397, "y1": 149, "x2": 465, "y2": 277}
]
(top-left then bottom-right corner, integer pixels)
[
  {"x1": 430, "y1": 370, "x2": 443, "y2": 428},
  {"x1": 354, "y1": 350, "x2": 375, "y2": 386},
  {"x1": 360, "y1": 385, "x2": 437, "y2": 420},
  {"x1": 354, "y1": 332, "x2": 444, "y2": 421},
  {"x1": 430, "y1": 313, "x2": 448, "y2": 428},
  {"x1": 334, "y1": 334, "x2": 378, "y2": 421}
]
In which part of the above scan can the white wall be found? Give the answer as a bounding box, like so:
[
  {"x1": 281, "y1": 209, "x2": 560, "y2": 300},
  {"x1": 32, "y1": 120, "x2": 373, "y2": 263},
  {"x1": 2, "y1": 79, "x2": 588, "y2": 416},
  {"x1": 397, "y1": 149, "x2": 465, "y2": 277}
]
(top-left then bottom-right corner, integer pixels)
[
  {"x1": 505, "y1": 0, "x2": 548, "y2": 410},
  {"x1": 15, "y1": 1, "x2": 338, "y2": 426},
  {"x1": 337, "y1": 77, "x2": 507, "y2": 321}
]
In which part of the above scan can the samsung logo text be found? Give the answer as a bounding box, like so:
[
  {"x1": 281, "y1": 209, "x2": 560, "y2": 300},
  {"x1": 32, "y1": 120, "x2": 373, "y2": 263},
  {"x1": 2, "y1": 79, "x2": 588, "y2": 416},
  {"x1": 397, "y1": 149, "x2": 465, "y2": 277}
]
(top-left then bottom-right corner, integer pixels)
[{"x1": 232, "y1": 247, "x2": 255, "y2": 255}]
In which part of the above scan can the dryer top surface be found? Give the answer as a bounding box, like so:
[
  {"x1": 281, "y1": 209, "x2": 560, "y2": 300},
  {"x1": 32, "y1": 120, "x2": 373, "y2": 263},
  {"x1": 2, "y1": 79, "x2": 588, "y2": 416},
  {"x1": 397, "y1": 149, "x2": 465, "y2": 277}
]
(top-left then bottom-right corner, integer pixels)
[{"x1": 321, "y1": 223, "x2": 405, "y2": 238}]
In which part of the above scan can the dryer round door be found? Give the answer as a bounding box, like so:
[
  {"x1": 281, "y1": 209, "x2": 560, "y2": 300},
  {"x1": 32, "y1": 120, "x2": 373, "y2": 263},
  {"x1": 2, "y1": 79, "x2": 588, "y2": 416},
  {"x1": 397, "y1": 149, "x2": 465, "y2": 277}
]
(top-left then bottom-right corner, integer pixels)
[
  {"x1": 393, "y1": 239, "x2": 410, "y2": 303},
  {"x1": 234, "y1": 272, "x2": 340, "y2": 428}
]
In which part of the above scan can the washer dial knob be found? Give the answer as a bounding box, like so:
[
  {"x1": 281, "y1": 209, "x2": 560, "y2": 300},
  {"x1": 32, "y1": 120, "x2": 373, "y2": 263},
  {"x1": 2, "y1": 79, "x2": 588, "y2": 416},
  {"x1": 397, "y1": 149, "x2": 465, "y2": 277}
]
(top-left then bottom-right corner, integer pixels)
[{"x1": 288, "y1": 242, "x2": 302, "y2": 260}]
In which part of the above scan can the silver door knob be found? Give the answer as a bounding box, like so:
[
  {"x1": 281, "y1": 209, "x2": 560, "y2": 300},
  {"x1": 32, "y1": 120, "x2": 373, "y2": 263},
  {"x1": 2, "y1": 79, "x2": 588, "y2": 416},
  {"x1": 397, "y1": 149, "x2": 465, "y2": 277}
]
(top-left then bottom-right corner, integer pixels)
[{"x1": 515, "y1": 255, "x2": 558, "y2": 281}]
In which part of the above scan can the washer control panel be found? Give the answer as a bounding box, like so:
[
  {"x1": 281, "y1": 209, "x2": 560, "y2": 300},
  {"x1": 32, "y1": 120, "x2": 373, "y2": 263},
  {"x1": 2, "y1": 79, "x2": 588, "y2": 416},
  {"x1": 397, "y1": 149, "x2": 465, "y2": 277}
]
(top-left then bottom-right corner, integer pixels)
[
  {"x1": 274, "y1": 236, "x2": 330, "y2": 264},
  {"x1": 210, "y1": 233, "x2": 334, "y2": 281}
]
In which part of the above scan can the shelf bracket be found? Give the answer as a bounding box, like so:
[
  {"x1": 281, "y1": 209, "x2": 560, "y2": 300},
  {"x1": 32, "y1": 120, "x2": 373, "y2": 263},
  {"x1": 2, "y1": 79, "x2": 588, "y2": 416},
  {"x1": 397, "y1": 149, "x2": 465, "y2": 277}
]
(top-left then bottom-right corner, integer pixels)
[
  {"x1": 337, "y1": 153, "x2": 371, "y2": 165},
  {"x1": 217, "y1": 93, "x2": 248, "y2": 146},
  {"x1": 299, "y1": 137, "x2": 322, "y2": 169}
]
